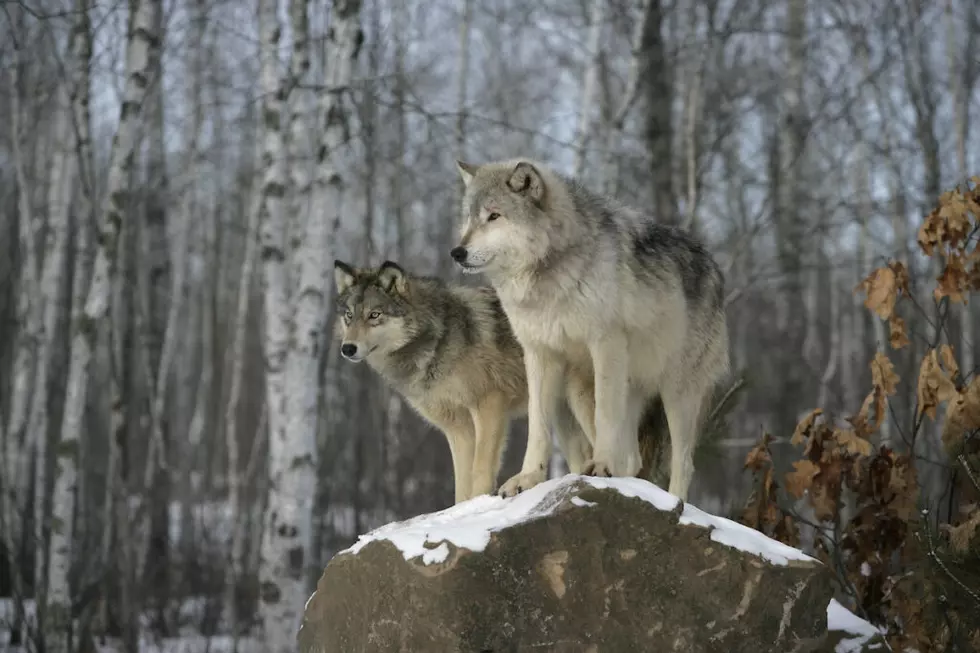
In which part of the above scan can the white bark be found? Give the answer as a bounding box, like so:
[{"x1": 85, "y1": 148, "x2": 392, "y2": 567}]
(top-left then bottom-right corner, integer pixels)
[
  {"x1": 31, "y1": 0, "x2": 91, "y2": 610},
  {"x1": 5, "y1": 32, "x2": 43, "y2": 556},
  {"x1": 287, "y1": 0, "x2": 315, "y2": 293},
  {"x1": 180, "y1": 0, "x2": 211, "y2": 562},
  {"x1": 257, "y1": 0, "x2": 293, "y2": 644},
  {"x1": 55, "y1": 0, "x2": 159, "y2": 631},
  {"x1": 573, "y1": 0, "x2": 605, "y2": 179},
  {"x1": 44, "y1": 3, "x2": 93, "y2": 645},
  {"x1": 261, "y1": 0, "x2": 362, "y2": 648},
  {"x1": 454, "y1": 0, "x2": 473, "y2": 165},
  {"x1": 224, "y1": 148, "x2": 264, "y2": 647}
]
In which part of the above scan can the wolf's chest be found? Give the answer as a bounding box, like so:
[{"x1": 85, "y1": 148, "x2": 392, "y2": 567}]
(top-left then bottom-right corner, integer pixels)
[{"x1": 503, "y1": 300, "x2": 592, "y2": 356}]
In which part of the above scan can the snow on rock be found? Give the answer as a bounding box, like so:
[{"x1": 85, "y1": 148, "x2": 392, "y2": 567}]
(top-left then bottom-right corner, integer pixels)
[
  {"x1": 340, "y1": 473, "x2": 816, "y2": 567},
  {"x1": 827, "y1": 599, "x2": 886, "y2": 652}
]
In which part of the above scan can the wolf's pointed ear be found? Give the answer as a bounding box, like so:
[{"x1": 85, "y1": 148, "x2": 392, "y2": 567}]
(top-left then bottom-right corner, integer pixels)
[
  {"x1": 456, "y1": 160, "x2": 478, "y2": 187},
  {"x1": 334, "y1": 260, "x2": 356, "y2": 293},
  {"x1": 506, "y1": 161, "x2": 545, "y2": 204},
  {"x1": 377, "y1": 260, "x2": 408, "y2": 295}
]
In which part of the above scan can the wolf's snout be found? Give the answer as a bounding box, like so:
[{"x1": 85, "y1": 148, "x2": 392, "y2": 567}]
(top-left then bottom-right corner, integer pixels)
[
  {"x1": 450, "y1": 247, "x2": 468, "y2": 263},
  {"x1": 341, "y1": 343, "x2": 358, "y2": 359}
]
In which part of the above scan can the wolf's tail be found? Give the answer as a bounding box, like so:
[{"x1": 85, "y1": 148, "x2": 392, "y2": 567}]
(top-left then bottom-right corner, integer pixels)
[
  {"x1": 636, "y1": 396, "x2": 670, "y2": 484},
  {"x1": 635, "y1": 376, "x2": 746, "y2": 487}
]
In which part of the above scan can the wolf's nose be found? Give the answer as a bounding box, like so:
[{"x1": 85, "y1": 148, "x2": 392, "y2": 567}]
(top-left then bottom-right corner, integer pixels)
[
  {"x1": 341, "y1": 343, "x2": 358, "y2": 358},
  {"x1": 450, "y1": 247, "x2": 468, "y2": 263}
]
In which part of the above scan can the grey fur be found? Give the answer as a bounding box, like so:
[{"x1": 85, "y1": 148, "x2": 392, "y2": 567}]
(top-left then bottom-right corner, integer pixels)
[
  {"x1": 453, "y1": 157, "x2": 731, "y2": 501},
  {"x1": 333, "y1": 259, "x2": 591, "y2": 504}
]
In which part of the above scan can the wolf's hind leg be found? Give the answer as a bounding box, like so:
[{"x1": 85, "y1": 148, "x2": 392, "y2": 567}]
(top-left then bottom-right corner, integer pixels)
[
  {"x1": 470, "y1": 395, "x2": 509, "y2": 497},
  {"x1": 662, "y1": 388, "x2": 705, "y2": 502},
  {"x1": 565, "y1": 372, "x2": 596, "y2": 447},
  {"x1": 553, "y1": 395, "x2": 592, "y2": 473}
]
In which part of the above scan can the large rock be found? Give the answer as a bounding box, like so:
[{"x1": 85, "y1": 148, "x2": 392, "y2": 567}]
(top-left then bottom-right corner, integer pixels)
[{"x1": 299, "y1": 475, "x2": 838, "y2": 653}]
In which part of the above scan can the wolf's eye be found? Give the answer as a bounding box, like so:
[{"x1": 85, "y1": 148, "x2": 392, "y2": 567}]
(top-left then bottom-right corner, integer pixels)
[
  {"x1": 344, "y1": 310, "x2": 353, "y2": 320},
  {"x1": 368, "y1": 311, "x2": 381, "y2": 320},
  {"x1": 487, "y1": 212, "x2": 500, "y2": 222}
]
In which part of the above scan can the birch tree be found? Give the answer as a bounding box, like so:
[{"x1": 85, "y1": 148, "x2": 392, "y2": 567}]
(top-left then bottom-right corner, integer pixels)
[
  {"x1": 44, "y1": 3, "x2": 93, "y2": 649},
  {"x1": 30, "y1": 0, "x2": 93, "y2": 619},
  {"x1": 54, "y1": 0, "x2": 159, "y2": 644},
  {"x1": 261, "y1": 0, "x2": 363, "y2": 646}
]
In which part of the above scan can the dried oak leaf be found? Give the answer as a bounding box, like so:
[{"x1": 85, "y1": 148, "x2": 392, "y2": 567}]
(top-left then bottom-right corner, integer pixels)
[
  {"x1": 947, "y1": 509, "x2": 980, "y2": 555},
  {"x1": 942, "y1": 375, "x2": 980, "y2": 454},
  {"x1": 888, "y1": 315, "x2": 910, "y2": 349},
  {"x1": 785, "y1": 459, "x2": 820, "y2": 498},
  {"x1": 791, "y1": 408, "x2": 823, "y2": 446},
  {"x1": 917, "y1": 207, "x2": 946, "y2": 256},
  {"x1": 939, "y1": 192, "x2": 972, "y2": 249},
  {"x1": 856, "y1": 265, "x2": 899, "y2": 319},
  {"x1": 939, "y1": 343, "x2": 960, "y2": 380},
  {"x1": 871, "y1": 351, "x2": 900, "y2": 395},
  {"x1": 834, "y1": 428, "x2": 873, "y2": 457},
  {"x1": 935, "y1": 251, "x2": 969, "y2": 304},
  {"x1": 744, "y1": 432, "x2": 773, "y2": 470},
  {"x1": 917, "y1": 348, "x2": 959, "y2": 419}
]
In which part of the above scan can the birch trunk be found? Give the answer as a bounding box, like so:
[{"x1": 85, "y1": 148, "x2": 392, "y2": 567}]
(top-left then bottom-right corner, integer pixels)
[
  {"x1": 256, "y1": 0, "x2": 293, "y2": 644},
  {"x1": 179, "y1": 0, "x2": 210, "y2": 574},
  {"x1": 55, "y1": 0, "x2": 159, "y2": 642},
  {"x1": 446, "y1": 0, "x2": 473, "y2": 276},
  {"x1": 573, "y1": 0, "x2": 604, "y2": 178},
  {"x1": 5, "y1": 24, "x2": 43, "y2": 579},
  {"x1": 31, "y1": 0, "x2": 87, "y2": 615},
  {"x1": 44, "y1": 3, "x2": 93, "y2": 648},
  {"x1": 287, "y1": 0, "x2": 315, "y2": 294},
  {"x1": 262, "y1": 0, "x2": 363, "y2": 648},
  {"x1": 224, "y1": 148, "x2": 263, "y2": 650}
]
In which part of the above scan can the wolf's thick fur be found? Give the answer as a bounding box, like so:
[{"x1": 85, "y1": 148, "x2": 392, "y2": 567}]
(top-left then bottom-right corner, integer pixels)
[
  {"x1": 333, "y1": 260, "x2": 593, "y2": 504},
  {"x1": 452, "y1": 158, "x2": 731, "y2": 501}
]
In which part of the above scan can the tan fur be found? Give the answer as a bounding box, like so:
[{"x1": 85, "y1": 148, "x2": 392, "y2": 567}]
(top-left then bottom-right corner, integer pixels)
[
  {"x1": 453, "y1": 158, "x2": 731, "y2": 501},
  {"x1": 333, "y1": 259, "x2": 592, "y2": 504}
]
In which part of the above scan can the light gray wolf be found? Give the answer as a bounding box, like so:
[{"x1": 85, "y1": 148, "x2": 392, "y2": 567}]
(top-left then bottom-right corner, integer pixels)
[
  {"x1": 332, "y1": 259, "x2": 595, "y2": 504},
  {"x1": 451, "y1": 158, "x2": 731, "y2": 502}
]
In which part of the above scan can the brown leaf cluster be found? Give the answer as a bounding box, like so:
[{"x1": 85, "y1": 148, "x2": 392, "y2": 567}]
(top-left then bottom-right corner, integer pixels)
[
  {"x1": 856, "y1": 261, "x2": 911, "y2": 349},
  {"x1": 742, "y1": 178, "x2": 980, "y2": 650},
  {"x1": 918, "y1": 179, "x2": 980, "y2": 305},
  {"x1": 917, "y1": 345, "x2": 959, "y2": 420}
]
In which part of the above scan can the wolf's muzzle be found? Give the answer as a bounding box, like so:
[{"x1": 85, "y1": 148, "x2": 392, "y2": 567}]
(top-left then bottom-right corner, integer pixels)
[
  {"x1": 341, "y1": 343, "x2": 359, "y2": 360},
  {"x1": 450, "y1": 247, "x2": 468, "y2": 263}
]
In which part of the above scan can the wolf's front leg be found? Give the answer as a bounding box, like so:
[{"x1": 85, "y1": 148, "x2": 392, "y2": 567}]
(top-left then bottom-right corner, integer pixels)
[
  {"x1": 445, "y1": 426, "x2": 475, "y2": 504},
  {"x1": 585, "y1": 333, "x2": 642, "y2": 477},
  {"x1": 470, "y1": 395, "x2": 509, "y2": 497},
  {"x1": 498, "y1": 347, "x2": 562, "y2": 497}
]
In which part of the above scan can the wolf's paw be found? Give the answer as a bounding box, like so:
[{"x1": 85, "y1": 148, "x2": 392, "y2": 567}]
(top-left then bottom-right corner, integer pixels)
[
  {"x1": 582, "y1": 459, "x2": 614, "y2": 477},
  {"x1": 583, "y1": 452, "x2": 641, "y2": 478},
  {"x1": 497, "y1": 470, "x2": 546, "y2": 498}
]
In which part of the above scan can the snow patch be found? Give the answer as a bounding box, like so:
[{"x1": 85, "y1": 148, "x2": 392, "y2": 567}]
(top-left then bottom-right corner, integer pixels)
[
  {"x1": 679, "y1": 503, "x2": 815, "y2": 566},
  {"x1": 421, "y1": 542, "x2": 451, "y2": 564},
  {"x1": 341, "y1": 474, "x2": 816, "y2": 567},
  {"x1": 827, "y1": 598, "x2": 885, "y2": 652}
]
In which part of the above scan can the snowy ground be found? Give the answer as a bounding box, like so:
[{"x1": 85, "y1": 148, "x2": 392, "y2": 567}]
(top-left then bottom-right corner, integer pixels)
[{"x1": 341, "y1": 473, "x2": 816, "y2": 567}]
